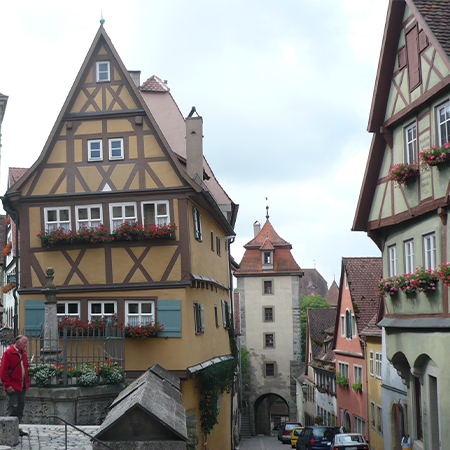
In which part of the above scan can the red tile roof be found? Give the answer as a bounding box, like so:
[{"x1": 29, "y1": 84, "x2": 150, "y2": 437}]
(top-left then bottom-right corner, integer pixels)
[
  {"x1": 140, "y1": 75, "x2": 170, "y2": 92},
  {"x1": 8, "y1": 167, "x2": 29, "y2": 189},
  {"x1": 308, "y1": 308, "x2": 337, "y2": 359},
  {"x1": 360, "y1": 313, "x2": 382, "y2": 337},
  {"x1": 234, "y1": 220, "x2": 302, "y2": 276},
  {"x1": 342, "y1": 257, "x2": 382, "y2": 333}
]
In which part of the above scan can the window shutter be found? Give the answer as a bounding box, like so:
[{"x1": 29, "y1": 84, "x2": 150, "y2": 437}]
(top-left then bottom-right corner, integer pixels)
[
  {"x1": 193, "y1": 207, "x2": 199, "y2": 240},
  {"x1": 25, "y1": 300, "x2": 45, "y2": 336},
  {"x1": 200, "y1": 303, "x2": 205, "y2": 333},
  {"x1": 156, "y1": 300, "x2": 182, "y2": 338},
  {"x1": 221, "y1": 300, "x2": 227, "y2": 327},
  {"x1": 406, "y1": 24, "x2": 421, "y2": 91}
]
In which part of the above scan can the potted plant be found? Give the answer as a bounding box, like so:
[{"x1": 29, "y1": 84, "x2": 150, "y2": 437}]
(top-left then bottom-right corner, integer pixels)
[
  {"x1": 352, "y1": 379, "x2": 362, "y2": 393},
  {"x1": 2, "y1": 241, "x2": 12, "y2": 256},
  {"x1": 435, "y1": 262, "x2": 450, "y2": 286},
  {"x1": 402, "y1": 267, "x2": 438, "y2": 294},
  {"x1": 388, "y1": 162, "x2": 419, "y2": 185},
  {"x1": 336, "y1": 372, "x2": 349, "y2": 387},
  {"x1": 142, "y1": 223, "x2": 177, "y2": 240},
  {"x1": 314, "y1": 415, "x2": 324, "y2": 425},
  {"x1": 109, "y1": 221, "x2": 143, "y2": 241}
]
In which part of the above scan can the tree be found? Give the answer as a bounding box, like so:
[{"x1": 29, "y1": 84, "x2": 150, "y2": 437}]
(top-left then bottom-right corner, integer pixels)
[{"x1": 300, "y1": 294, "x2": 330, "y2": 362}]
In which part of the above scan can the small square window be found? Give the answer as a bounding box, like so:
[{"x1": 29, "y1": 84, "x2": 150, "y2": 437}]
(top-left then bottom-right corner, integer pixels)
[
  {"x1": 88, "y1": 139, "x2": 103, "y2": 161},
  {"x1": 263, "y1": 280, "x2": 273, "y2": 294},
  {"x1": 423, "y1": 233, "x2": 436, "y2": 270},
  {"x1": 264, "y1": 252, "x2": 271, "y2": 264},
  {"x1": 265, "y1": 362, "x2": 275, "y2": 377},
  {"x1": 404, "y1": 122, "x2": 417, "y2": 164},
  {"x1": 264, "y1": 307, "x2": 274, "y2": 322},
  {"x1": 264, "y1": 333, "x2": 274, "y2": 348},
  {"x1": 96, "y1": 61, "x2": 110, "y2": 82},
  {"x1": 109, "y1": 138, "x2": 124, "y2": 160},
  {"x1": 193, "y1": 302, "x2": 204, "y2": 334}
]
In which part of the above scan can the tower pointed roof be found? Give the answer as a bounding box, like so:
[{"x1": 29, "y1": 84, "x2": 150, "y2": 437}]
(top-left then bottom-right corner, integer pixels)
[{"x1": 234, "y1": 220, "x2": 302, "y2": 276}]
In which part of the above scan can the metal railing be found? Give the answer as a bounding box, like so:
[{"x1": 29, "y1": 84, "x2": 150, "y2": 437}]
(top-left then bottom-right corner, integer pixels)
[{"x1": 46, "y1": 415, "x2": 114, "y2": 450}]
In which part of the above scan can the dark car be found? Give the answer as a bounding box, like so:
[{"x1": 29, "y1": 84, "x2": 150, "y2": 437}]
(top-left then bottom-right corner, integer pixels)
[
  {"x1": 274, "y1": 422, "x2": 285, "y2": 439},
  {"x1": 295, "y1": 426, "x2": 339, "y2": 450},
  {"x1": 280, "y1": 422, "x2": 302, "y2": 444},
  {"x1": 330, "y1": 433, "x2": 369, "y2": 450}
]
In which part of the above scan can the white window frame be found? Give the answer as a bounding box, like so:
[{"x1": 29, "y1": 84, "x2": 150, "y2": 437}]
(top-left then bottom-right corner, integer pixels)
[
  {"x1": 338, "y1": 361, "x2": 349, "y2": 380},
  {"x1": 110, "y1": 203, "x2": 137, "y2": 231},
  {"x1": 88, "y1": 301, "x2": 117, "y2": 320},
  {"x1": 193, "y1": 302, "x2": 205, "y2": 334},
  {"x1": 437, "y1": 101, "x2": 450, "y2": 146},
  {"x1": 141, "y1": 201, "x2": 170, "y2": 226},
  {"x1": 109, "y1": 138, "x2": 124, "y2": 160},
  {"x1": 354, "y1": 365, "x2": 363, "y2": 391},
  {"x1": 351, "y1": 313, "x2": 356, "y2": 338},
  {"x1": 388, "y1": 244, "x2": 397, "y2": 277},
  {"x1": 340, "y1": 315, "x2": 345, "y2": 337},
  {"x1": 404, "y1": 122, "x2": 418, "y2": 164},
  {"x1": 45, "y1": 207, "x2": 71, "y2": 232},
  {"x1": 369, "y1": 350, "x2": 374, "y2": 376},
  {"x1": 354, "y1": 416, "x2": 366, "y2": 436},
  {"x1": 88, "y1": 139, "x2": 103, "y2": 162},
  {"x1": 125, "y1": 300, "x2": 155, "y2": 326},
  {"x1": 375, "y1": 352, "x2": 382, "y2": 379},
  {"x1": 404, "y1": 239, "x2": 415, "y2": 273},
  {"x1": 193, "y1": 206, "x2": 202, "y2": 241},
  {"x1": 423, "y1": 233, "x2": 436, "y2": 270},
  {"x1": 76, "y1": 205, "x2": 103, "y2": 230},
  {"x1": 376, "y1": 405, "x2": 383, "y2": 433},
  {"x1": 57, "y1": 301, "x2": 80, "y2": 320},
  {"x1": 96, "y1": 61, "x2": 110, "y2": 83}
]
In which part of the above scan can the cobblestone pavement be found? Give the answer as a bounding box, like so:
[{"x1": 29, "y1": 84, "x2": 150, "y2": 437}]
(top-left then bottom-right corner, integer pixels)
[
  {"x1": 239, "y1": 435, "x2": 285, "y2": 450},
  {"x1": 10, "y1": 425, "x2": 99, "y2": 450}
]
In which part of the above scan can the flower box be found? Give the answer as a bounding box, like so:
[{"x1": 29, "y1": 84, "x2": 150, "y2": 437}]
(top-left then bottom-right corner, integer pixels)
[
  {"x1": 2, "y1": 242, "x2": 12, "y2": 256},
  {"x1": 38, "y1": 225, "x2": 108, "y2": 247},
  {"x1": 377, "y1": 267, "x2": 439, "y2": 297},
  {"x1": 388, "y1": 162, "x2": 419, "y2": 185},
  {"x1": 419, "y1": 143, "x2": 450, "y2": 168}
]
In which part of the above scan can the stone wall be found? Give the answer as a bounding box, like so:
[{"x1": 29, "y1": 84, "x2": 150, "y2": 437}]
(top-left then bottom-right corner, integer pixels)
[{"x1": 0, "y1": 384, "x2": 124, "y2": 425}]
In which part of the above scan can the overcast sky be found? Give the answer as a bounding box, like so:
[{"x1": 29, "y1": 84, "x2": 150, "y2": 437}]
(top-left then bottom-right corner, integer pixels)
[{"x1": 0, "y1": 0, "x2": 389, "y2": 287}]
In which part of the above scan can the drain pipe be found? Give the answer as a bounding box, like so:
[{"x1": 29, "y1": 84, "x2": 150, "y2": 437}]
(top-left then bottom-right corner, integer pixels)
[{"x1": 1, "y1": 196, "x2": 19, "y2": 337}]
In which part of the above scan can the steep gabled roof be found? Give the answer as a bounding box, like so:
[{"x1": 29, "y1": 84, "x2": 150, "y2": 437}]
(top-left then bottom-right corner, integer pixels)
[
  {"x1": 360, "y1": 313, "x2": 382, "y2": 337},
  {"x1": 308, "y1": 308, "x2": 337, "y2": 359},
  {"x1": 234, "y1": 220, "x2": 302, "y2": 276},
  {"x1": 326, "y1": 280, "x2": 339, "y2": 306},
  {"x1": 8, "y1": 168, "x2": 29, "y2": 189}
]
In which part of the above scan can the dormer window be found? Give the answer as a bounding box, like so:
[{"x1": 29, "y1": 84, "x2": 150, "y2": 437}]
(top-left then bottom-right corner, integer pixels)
[
  {"x1": 262, "y1": 250, "x2": 274, "y2": 270},
  {"x1": 96, "y1": 61, "x2": 110, "y2": 82}
]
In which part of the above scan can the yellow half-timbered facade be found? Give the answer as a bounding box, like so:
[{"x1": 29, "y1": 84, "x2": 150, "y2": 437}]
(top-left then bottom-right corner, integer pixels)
[{"x1": 4, "y1": 25, "x2": 238, "y2": 449}]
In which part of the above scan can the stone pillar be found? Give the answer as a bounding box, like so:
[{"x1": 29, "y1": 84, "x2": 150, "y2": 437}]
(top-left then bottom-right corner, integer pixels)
[{"x1": 41, "y1": 268, "x2": 61, "y2": 364}]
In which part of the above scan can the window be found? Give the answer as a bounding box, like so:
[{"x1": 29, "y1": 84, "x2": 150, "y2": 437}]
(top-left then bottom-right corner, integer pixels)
[
  {"x1": 76, "y1": 205, "x2": 102, "y2": 230},
  {"x1": 375, "y1": 352, "x2": 382, "y2": 379},
  {"x1": 264, "y1": 252, "x2": 271, "y2": 264},
  {"x1": 338, "y1": 361, "x2": 349, "y2": 380},
  {"x1": 388, "y1": 245, "x2": 397, "y2": 277},
  {"x1": 340, "y1": 315, "x2": 345, "y2": 337},
  {"x1": 193, "y1": 206, "x2": 202, "y2": 241},
  {"x1": 404, "y1": 239, "x2": 415, "y2": 273},
  {"x1": 57, "y1": 302, "x2": 80, "y2": 321},
  {"x1": 346, "y1": 310, "x2": 352, "y2": 339},
  {"x1": 109, "y1": 138, "x2": 124, "y2": 160},
  {"x1": 96, "y1": 61, "x2": 110, "y2": 82},
  {"x1": 88, "y1": 301, "x2": 116, "y2": 320},
  {"x1": 376, "y1": 405, "x2": 383, "y2": 433},
  {"x1": 423, "y1": 233, "x2": 436, "y2": 270},
  {"x1": 369, "y1": 351, "x2": 374, "y2": 376},
  {"x1": 264, "y1": 333, "x2": 274, "y2": 348},
  {"x1": 352, "y1": 314, "x2": 356, "y2": 337},
  {"x1": 45, "y1": 207, "x2": 70, "y2": 232},
  {"x1": 193, "y1": 302, "x2": 205, "y2": 334},
  {"x1": 370, "y1": 402, "x2": 375, "y2": 428},
  {"x1": 110, "y1": 203, "x2": 137, "y2": 231},
  {"x1": 354, "y1": 416, "x2": 366, "y2": 436},
  {"x1": 221, "y1": 300, "x2": 229, "y2": 328},
  {"x1": 142, "y1": 201, "x2": 169, "y2": 226},
  {"x1": 437, "y1": 101, "x2": 450, "y2": 146},
  {"x1": 354, "y1": 365, "x2": 363, "y2": 391},
  {"x1": 216, "y1": 237, "x2": 221, "y2": 256},
  {"x1": 263, "y1": 280, "x2": 273, "y2": 294},
  {"x1": 265, "y1": 362, "x2": 275, "y2": 377},
  {"x1": 88, "y1": 139, "x2": 103, "y2": 161},
  {"x1": 125, "y1": 301, "x2": 154, "y2": 326},
  {"x1": 214, "y1": 306, "x2": 219, "y2": 327},
  {"x1": 404, "y1": 122, "x2": 417, "y2": 163},
  {"x1": 210, "y1": 232, "x2": 214, "y2": 251},
  {"x1": 264, "y1": 307, "x2": 274, "y2": 322}
]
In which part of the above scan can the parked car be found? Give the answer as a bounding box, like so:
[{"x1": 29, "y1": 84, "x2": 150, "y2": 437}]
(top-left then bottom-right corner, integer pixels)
[
  {"x1": 280, "y1": 422, "x2": 303, "y2": 444},
  {"x1": 276, "y1": 422, "x2": 286, "y2": 440},
  {"x1": 291, "y1": 427, "x2": 304, "y2": 448},
  {"x1": 330, "y1": 433, "x2": 369, "y2": 450},
  {"x1": 295, "y1": 426, "x2": 339, "y2": 449}
]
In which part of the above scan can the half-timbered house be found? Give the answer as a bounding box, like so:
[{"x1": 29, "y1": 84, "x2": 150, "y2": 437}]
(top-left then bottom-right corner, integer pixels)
[
  {"x1": 3, "y1": 25, "x2": 238, "y2": 448},
  {"x1": 353, "y1": 1, "x2": 450, "y2": 448}
]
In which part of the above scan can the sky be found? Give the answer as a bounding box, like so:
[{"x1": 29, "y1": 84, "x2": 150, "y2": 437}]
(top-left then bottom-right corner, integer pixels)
[{"x1": 0, "y1": 0, "x2": 389, "y2": 287}]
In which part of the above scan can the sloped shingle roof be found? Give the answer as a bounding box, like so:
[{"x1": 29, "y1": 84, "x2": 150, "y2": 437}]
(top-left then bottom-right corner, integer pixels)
[{"x1": 308, "y1": 308, "x2": 337, "y2": 359}]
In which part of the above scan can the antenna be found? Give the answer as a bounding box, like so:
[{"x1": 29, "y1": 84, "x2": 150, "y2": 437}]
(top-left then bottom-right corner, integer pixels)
[{"x1": 100, "y1": 11, "x2": 105, "y2": 25}]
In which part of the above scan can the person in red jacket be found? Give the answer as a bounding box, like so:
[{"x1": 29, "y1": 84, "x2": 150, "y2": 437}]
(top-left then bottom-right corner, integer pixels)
[{"x1": 0, "y1": 335, "x2": 30, "y2": 433}]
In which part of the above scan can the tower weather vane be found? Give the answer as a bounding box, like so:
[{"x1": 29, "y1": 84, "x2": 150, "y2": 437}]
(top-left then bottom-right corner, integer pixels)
[{"x1": 265, "y1": 197, "x2": 269, "y2": 220}]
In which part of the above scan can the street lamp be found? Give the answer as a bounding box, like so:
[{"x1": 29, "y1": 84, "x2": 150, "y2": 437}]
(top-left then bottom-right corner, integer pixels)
[{"x1": 301, "y1": 381, "x2": 308, "y2": 399}]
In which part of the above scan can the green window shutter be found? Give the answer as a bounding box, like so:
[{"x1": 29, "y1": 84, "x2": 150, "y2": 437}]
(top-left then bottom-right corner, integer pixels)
[
  {"x1": 200, "y1": 303, "x2": 205, "y2": 333},
  {"x1": 156, "y1": 300, "x2": 182, "y2": 338},
  {"x1": 25, "y1": 300, "x2": 45, "y2": 336}
]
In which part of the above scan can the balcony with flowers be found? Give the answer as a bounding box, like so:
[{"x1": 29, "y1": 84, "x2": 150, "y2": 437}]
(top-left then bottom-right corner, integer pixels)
[{"x1": 419, "y1": 142, "x2": 450, "y2": 169}]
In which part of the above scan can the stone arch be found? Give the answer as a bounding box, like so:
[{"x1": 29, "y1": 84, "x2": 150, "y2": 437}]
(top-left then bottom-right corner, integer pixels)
[
  {"x1": 343, "y1": 410, "x2": 351, "y2": 432},
  {"x1": 253, "y1": 393, "x2": 290, "y2": 435},
  {"x1": 390, "y1": 399, "x2": 405, "y2": 450},
  {"x1": 390, "y1": 351, "x2": 411, "y2": 386}
]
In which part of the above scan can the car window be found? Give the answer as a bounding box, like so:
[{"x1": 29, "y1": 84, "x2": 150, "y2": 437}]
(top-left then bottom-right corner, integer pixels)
[
  {"x1": 285, "y1": 423, "x2": 301, "y2": 430},
  {"x1": 313, "y1": 428, "x2": 326, "y2": 437},
  {"x1": 324, "y1": 429, "x2": 336, "y2": 437}
]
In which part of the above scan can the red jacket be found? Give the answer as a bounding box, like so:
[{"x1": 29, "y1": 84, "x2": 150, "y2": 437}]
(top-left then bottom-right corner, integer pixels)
[{"x1": 0, "y1": 344, "x2": 30, "y2": 391}]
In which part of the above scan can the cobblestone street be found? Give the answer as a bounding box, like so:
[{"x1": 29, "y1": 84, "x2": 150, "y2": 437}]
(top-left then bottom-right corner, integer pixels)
[{"x1": 240, "y1": 435, "x2": 285, "y2": 450}]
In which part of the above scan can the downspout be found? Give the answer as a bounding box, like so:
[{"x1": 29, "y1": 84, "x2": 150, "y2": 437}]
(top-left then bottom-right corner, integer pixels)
[{"x1": 1, "y1": 196, "x2": 19, "y2": 337}]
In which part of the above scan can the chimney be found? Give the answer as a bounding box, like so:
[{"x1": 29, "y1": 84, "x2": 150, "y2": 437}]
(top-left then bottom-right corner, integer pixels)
[
  {"x1": 253, "y1": 221, "x2": 261, "y2": 237},
  {"x1": 128, "y1": 70, "x2": 141, "y2": 88},
  {"x1": 186, "y1": 114, "x2": 203, "y2": 181}
]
